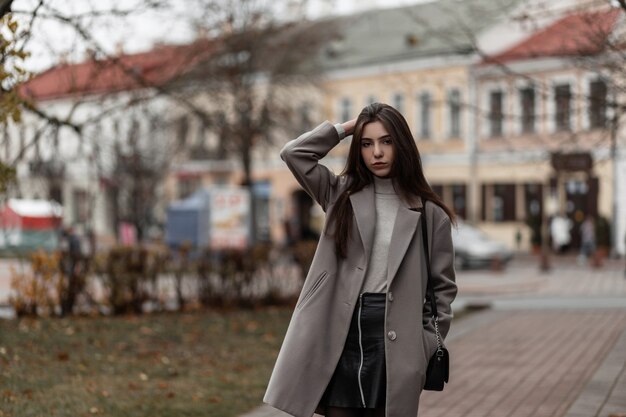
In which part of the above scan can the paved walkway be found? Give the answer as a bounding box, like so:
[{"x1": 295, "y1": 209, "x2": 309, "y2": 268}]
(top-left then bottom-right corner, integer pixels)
[
  {"x1": 457, "y1": 254, "x2": 626, "y2": 297},
  {"x1": 241, "y1": 255, "x2": 626, "y2": 417},
  {"x1": 418, "y1": 309, "x2": 626, "y2": 417}
]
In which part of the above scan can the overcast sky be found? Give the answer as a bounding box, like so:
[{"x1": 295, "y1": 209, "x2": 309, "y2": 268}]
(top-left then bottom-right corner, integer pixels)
[{"x1": 15, "y1": 0, "x2": 433, "y2": 72}]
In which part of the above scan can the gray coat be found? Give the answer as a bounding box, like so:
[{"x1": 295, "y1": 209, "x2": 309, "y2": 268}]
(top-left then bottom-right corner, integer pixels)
[{"x1": 264, "y1": 122, "x2": 457, "y2": 417}]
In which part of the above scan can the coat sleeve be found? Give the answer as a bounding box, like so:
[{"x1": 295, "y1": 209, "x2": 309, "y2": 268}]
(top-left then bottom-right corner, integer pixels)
[
  {"x1": 280, "y1": 121, "x2": 343, "y2": 212},
  {"x1": 423, "y1": 209, "x2": 457, "y2": 350}
]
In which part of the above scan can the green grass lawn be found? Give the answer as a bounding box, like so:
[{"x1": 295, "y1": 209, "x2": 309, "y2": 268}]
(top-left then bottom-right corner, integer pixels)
[{"x1": 0, "y1": 308, "x2": 293, "y2": 417}]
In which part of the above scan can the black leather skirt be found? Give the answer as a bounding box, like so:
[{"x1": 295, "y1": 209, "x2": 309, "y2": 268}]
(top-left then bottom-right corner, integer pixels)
[{"x1": 321, "y1": 292, "x2": 386, "y2": 409}]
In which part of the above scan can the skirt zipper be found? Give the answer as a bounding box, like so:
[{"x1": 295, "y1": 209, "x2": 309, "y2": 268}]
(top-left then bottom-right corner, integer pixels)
[{"x1": 357, "y1": 293, "x2": 366, "y2": 408}]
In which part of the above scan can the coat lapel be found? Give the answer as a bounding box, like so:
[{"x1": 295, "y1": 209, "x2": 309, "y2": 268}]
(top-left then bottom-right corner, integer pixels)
[
  {"x1": 387, "y1": 200, "x2": 423, "y2": 287},
  {"x1": 349, "y1": 184, "x2": 375, "y2": 258}
]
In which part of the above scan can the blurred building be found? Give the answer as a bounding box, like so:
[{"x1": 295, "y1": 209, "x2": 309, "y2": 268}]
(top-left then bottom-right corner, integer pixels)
[
  {"x1": 290, "y1": 0, "x2": 624, "y2": 253},
  {"x1": 263, "y1": 0, "x2": 626, "y2": 252},
  {"x1": 212, "y1": 0, "x2": 529, "y2": 247},
  {"x1": 7, "y1": 0, "x2": 625, "y2": 253},
  {"x1": 9, "y1": 41, "x2": 216, "y2": 245},
  {"x1": 473, "y1": 7, "x2": 624, "y2": 251}
]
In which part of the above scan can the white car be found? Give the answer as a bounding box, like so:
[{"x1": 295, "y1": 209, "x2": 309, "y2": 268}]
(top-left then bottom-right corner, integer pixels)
[{"x1": 451, "y1": 221, "x2": 513, "y2": 269}]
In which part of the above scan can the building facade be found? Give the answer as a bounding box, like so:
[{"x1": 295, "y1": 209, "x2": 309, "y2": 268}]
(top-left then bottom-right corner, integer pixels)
[
  {"x1": 471, "y1": 7, "x2": 625, "y2": 251},
  {"x1": 8, "y1": 0, "x2": 624, "y2": 254}
]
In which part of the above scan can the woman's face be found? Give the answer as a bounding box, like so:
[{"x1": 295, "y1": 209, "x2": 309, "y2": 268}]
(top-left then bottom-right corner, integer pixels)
[{"x1": 360, "y1": 121, "x2": 395, "y2": 178}]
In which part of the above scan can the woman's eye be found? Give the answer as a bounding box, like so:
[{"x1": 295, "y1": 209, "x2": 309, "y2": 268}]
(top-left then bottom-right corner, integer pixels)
[
  {"x1": 361, "y1": 142, "x2": 371, "y2": 147},
  {"x1": 383, "y1": 139, "x2": 392, "y2": 145}
]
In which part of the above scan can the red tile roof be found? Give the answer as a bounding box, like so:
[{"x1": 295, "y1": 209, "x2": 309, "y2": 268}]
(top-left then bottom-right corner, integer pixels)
[
  {"x1": 482, "y1": 8, "x2": 623, "y2": 64},
  {"x1": 20, "y1": 39, "x2": 217, "y2": 102}
]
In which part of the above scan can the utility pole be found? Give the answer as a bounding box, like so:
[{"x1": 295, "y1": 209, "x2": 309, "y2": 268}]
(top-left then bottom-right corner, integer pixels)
[
  {"x1": 610, "y1": 110, "x2": 620, "y2": 257},
  {"x1": 540, "y1": 174, "x2": 556, "y2": 272},
  {"x1": 468, "y1": 65, "x2": 479, "y2": 223}
]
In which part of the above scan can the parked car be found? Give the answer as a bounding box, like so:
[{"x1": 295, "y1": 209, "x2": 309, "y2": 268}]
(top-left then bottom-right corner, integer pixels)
[{"x1": 452, "y1": 220, "x2": 513, "y2": 269}]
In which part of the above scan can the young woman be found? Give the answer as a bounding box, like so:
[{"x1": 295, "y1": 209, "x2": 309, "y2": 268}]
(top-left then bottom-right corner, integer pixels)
[{"x1": 264, "y1": 103, "x2": 457, "y2": 417}]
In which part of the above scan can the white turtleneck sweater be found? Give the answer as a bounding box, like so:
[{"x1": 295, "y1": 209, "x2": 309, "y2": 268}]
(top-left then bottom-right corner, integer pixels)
[{"x1": 360, "y1": 176, "x2": 401, "y2": 294}]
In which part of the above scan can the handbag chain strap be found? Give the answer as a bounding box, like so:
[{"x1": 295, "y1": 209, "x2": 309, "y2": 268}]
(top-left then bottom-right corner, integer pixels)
[{"x1": 419, "y1": 207, "x2": 443, "y2": 353}]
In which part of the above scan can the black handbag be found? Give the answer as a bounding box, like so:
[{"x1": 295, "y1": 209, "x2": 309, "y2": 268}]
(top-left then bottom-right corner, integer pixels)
[{"x1": 419, "y1": 209, "x2": 450, "y2": 391}]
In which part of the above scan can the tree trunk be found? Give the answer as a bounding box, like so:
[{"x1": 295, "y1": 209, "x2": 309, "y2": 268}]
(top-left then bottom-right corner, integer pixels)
[{"x1": 242, "y1": 142, "x2": 257, "y2": 246}]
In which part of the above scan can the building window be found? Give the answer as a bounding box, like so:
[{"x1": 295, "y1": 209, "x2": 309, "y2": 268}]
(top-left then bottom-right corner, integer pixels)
[
  {"x1": 339, "y1": 97, "x2": 352, "y2": 122},
  {"x1": 555, "y1": 84, "x2": 571, "y2": 131},
  {"x1": 489, "y1": 90, "x2": 504, "y2": 137},
  {"x1": 451, "y1": 184, "x2": 467, "y2": 219},
  {"x1": 50, "y1": 184, "x2": 63, "y2": 205},
  {"x1": 520, "y1": 87, "x2": 536, "y2": 134},
  {"x1": 493, "y1": 184, "x2": 516, "y2": 222},
  {"x1": 431, "y1": 184, "x2": 443, "y2": 199},
  {"x1": 392, "y1": 93, "x2": 405, "y2": 114},
  {"x1": 449, "y1": 89, "x2": 461, "y2": 138},
  {"x1": 589, "y1": 79, "x2": 607, "y2": 129},
  {"x1": 428, "y1": 184, "x2": 466, "y2": 219},
  {"x1": 524, "y1": 183, "x2": 543, "y2": 219},
  {"x1": 482, "y1": 183, "x2": 516, "y2": 222},
  {"x1": 419, "y1": 92, "x2": 431, "y2": 139},
  {"x1": 73, "y1": 190, "x2": 89, "y2": 224}
]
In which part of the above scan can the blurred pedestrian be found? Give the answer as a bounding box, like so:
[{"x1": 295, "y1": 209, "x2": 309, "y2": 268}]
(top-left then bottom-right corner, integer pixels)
[
  {"x1": 579, "y1": 215, "x2": 596, "y2": 264},
  {"x1": 58, "y1": 225, "x2": 85, "y2": 316},
  {"x1": 550, "y1": 215, "x2": 572, "y2": 253},
  {"x1": 264, "y1": 103, "x2": 457, "y2": 417}
]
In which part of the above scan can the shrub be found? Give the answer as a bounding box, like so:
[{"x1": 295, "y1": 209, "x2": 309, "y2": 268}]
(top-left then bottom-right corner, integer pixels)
[
  {"x1": 9, "y1": 251, "x2": 61, "y2": 317},
  {"x1": 100, "y1": 245, "x2": 167, "y2": 315},
  {"x1": 292, "y1": 240, "x2": 317, "y2": 281},
  {"x1": 197, "y1": 243, "x2": 275, "y2": 308}
]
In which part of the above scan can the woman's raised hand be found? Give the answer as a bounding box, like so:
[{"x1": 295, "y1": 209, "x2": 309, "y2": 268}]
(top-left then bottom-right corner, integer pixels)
[{"x1": 342, "y1": 118, "x2": 357, "y2": 136}]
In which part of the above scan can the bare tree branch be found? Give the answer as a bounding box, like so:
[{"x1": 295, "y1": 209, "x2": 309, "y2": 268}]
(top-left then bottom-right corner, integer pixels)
[{"x1": 15, "y1": 0, "x2": 46, "y2": 50}]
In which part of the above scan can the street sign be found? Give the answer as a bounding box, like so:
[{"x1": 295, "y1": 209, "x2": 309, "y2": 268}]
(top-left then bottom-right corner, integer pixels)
[{"x1": 550, "y1": 152, "x2": 593, "y2": 172}]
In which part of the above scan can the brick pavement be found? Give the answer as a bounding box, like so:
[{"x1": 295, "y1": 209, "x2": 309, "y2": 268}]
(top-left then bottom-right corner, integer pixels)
[
  {"x1": 418, "y1": 309, "x2": 626, "y2": 417},
  {"x1": 564, "y1": 326, "x2": 626, "y2": 417}
]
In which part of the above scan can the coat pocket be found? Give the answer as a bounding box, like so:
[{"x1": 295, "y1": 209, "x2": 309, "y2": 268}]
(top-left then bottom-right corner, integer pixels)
[{"x1": 296, "y1": 271, "x2": 328, "y2": 310}]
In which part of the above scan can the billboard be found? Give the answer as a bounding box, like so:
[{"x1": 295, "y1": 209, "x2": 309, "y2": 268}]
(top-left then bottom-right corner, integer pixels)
[{"x1": 209, "y1": 188, "x2": 250, "y2": 250}]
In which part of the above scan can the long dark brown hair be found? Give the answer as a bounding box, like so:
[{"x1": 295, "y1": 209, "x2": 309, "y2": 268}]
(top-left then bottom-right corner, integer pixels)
[{"x1": 327, "y1": 102, "x2": 455, "y2": 257}]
